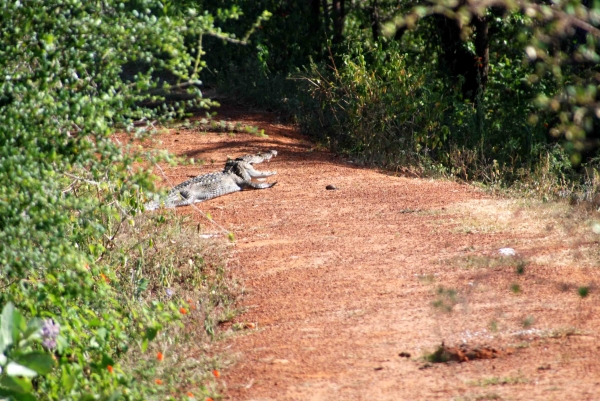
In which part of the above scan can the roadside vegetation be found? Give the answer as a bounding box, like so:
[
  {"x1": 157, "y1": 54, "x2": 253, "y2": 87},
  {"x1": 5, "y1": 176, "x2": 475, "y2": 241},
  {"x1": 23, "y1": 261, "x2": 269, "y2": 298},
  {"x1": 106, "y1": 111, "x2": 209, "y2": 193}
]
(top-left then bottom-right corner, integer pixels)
[
  {"x1": 0, "y1": 0, "x2": 265, "y2": 399},
  {"x1": 202, "y1": 0, "x2": 600, "y2": 203}
]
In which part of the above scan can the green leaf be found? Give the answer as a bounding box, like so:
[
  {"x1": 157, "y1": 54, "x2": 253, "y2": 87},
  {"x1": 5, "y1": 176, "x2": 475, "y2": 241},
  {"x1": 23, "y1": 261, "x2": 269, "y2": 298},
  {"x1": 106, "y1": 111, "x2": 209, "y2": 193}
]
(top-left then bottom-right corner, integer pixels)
[
  {"x1": 101, "y1": 353, "x2": 115, "y2": 368},
  {"x1": 0, "y1": 303, "x2": 15, "y2": 353},
  {"x1": 61, "y1": 366, "x2": 75, "y2": 393},
  {"x1": 0, "y1": 386, "x2": 36, "y2": 401},
  {"x1": 0, "y1": 374, "x2": 33, "y2": 392},
  {"x1": 97, "y1": 327, "x2": 108, "y2": 340},
  {"x1": 6, "y1": 362, "x2": 38, "y2": 378},
  {"x1": 141, "y1": 338, "x2": 149, "y2": 353},
  {"x1": 12, "y1": 310, "x2": 25, "y2": 344},
  {"x1": 136, "y1": 278, "x2": 149, "y2": 294},
  {"x1": 21, "y1": 318, "x2": 43, "y2": 343},
  {"x1": 13, "y1": 352, "x2": 55, "y2": 375},
  {"x1": 145, "y1": 327, "x2": 158, "y2": 341}
]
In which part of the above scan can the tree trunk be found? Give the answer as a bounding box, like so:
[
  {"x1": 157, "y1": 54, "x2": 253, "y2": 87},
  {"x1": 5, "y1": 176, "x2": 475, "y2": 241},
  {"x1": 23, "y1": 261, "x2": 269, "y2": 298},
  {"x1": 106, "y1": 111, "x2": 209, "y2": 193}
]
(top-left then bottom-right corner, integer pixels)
[
  {"x1": 370, "y1": 0, "x2": 381, "y2": 42},
  {"x1": 310, "y1": 0, "x2": 321, "y2": 33},
  {"x1": 332, "y1": 0, "x2": 345, "y2": 44},
  {"x1": 434, "y1": 12, "x2": 489, "y2": 101},
  {"x1": 434, "y1": 15, "x2": 475, "y2": 99},
  {"x1": 321, "y1": 0, "x2": 330, "y2": 40},
  {"x1": 473, "y1": 15, "x2": 490, "y2": 93},
  {"x1": 394, "y1": 26, "x2": 407, "y2": 41}
]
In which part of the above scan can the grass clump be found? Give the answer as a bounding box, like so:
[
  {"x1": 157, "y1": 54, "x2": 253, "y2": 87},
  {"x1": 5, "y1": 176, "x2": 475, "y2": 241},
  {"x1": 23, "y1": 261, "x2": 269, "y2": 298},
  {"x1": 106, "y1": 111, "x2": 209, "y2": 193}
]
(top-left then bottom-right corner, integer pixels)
[
  {"x1": 432, "y1": 287, "x2": 459, "y2": 313},
  {"x1": 444, "y1": 255, "x2": 526, "y2": 271},
  {"x1": 468, "y1": 375, "x2": 528, "y2": 387},
  {"x1": 425, "y1": 345, "x2": 455, "y2": 363},
  {"x1": 453, "y1": 394, "x2": 502, "y2": 401},
  {"x1": 577, "y1": 286, "x2": 590, "y2": 298},
  {"x1": 522, "y1": 316, "x2": 535, "y2": 328},
  {"x1": 107, "y1": 213, "x2": 240, "y2": 340},
  {"x1": 515, "y1": 261, "x2": 526, "y2": 275}
]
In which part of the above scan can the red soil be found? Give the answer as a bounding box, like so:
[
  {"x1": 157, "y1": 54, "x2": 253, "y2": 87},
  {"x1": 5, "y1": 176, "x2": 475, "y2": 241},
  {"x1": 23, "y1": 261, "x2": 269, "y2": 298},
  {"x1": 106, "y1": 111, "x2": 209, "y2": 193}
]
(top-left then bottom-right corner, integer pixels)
[{"x1": 151, "y1": 104, "x2": 600, "y2": 400}]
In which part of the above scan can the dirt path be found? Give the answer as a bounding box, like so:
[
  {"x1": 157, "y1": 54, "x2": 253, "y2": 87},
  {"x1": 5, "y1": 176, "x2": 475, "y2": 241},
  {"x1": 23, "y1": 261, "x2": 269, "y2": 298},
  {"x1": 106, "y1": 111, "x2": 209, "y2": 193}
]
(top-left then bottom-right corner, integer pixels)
[{"x1": 152, "y1": 105, "x2": 600, "y2": 400}]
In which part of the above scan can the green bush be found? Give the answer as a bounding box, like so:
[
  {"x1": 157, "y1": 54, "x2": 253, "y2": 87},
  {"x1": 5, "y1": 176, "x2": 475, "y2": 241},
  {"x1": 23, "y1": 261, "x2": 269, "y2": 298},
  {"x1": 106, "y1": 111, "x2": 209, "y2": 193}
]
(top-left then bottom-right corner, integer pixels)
[
  {"x1": 299, "y1": 41, "x2": 450, "y2": 167},
  {"x1": 0, "y1": 0, "x2": 252, "y2": 399},
  {"x1": 295, "y1": 22, "x2": 595, "y2": 196},
  {"x1": 199, "y1": 1, "x2": 599, "y2": 202}
]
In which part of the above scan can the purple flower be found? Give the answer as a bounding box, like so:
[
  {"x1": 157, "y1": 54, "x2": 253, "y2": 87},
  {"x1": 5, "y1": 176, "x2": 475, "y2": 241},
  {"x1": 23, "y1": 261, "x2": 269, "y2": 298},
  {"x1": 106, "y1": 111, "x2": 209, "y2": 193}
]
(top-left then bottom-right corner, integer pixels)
[
  {"x1": 41, "y1": 319, "x2": 60, "y2": 350},
  {"x1": 165, "y1": 288, "x2": 174, "y2": 298},
  {"x1": 42, "y1": 338, "x2": 57, "y2": 349}
]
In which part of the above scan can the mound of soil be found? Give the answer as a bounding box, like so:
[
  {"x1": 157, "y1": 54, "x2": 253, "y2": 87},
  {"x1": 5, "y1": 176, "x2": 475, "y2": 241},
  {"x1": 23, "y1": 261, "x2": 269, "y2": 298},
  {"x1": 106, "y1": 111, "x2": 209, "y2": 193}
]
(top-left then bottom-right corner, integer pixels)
[{"x1": 428, "y1": 342, "x2": 514, "y2": 363}]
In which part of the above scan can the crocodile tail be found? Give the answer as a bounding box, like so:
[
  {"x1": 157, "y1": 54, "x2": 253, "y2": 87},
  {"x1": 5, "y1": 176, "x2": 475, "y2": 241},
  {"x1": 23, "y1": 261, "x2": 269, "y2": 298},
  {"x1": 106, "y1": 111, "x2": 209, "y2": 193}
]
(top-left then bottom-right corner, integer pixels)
[{"x1": 144, "y1": 200, "x2": 160, "y2": 211}]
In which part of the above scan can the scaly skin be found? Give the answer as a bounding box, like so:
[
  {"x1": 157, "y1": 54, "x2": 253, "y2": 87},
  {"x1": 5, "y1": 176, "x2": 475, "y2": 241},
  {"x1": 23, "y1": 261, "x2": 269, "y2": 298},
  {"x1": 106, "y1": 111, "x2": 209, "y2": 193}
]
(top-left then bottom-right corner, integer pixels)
[
  {"x1": 145, "y1": 150, "x2": 278, "y2": 210},
  {"x1": 234, "y1": 149, "x2": 278, "y2": 164}
]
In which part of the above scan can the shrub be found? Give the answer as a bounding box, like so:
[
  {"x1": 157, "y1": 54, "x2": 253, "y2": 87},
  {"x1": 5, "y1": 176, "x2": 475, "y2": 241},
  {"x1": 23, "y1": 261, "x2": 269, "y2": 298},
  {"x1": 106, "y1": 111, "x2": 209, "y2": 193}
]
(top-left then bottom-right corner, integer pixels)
[
  {"x1": 0, "y1": 0, "x2": 252, "y2": 398},
  {"x1": 298, "y1": 41, "x2": 451, "y2": 168}
]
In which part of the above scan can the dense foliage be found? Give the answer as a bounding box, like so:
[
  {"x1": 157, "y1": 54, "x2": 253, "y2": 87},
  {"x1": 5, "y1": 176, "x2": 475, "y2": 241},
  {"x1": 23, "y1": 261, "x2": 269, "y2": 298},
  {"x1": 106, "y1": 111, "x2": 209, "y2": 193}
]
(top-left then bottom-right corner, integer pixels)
[
  {"x1": 201, "y1": 0, "x2": 600, "y2": 199},
  {"x1": 0, "y1": 0, "x2": 250, "y2": 399}
]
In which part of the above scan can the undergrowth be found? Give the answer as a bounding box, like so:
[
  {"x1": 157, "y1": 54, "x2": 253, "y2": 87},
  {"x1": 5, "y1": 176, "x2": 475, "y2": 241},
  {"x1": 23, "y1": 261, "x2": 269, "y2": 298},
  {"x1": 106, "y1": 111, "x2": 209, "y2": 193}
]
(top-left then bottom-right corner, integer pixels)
[
  {"x1": 200, "y1": 7, "x2": 600, "y2": 206},
  {"x1": 295, "y1": 41, "x2": 600, "y2": 204},
  {"x1": 110, "y1": 213, "x2": 240, "y2": 399},
  {"x1": 0, "y1": 0, "x2": 255, "y2": 398},
  {"x1": 107, "y1": 213, "x2": 240, "y2": 341}
]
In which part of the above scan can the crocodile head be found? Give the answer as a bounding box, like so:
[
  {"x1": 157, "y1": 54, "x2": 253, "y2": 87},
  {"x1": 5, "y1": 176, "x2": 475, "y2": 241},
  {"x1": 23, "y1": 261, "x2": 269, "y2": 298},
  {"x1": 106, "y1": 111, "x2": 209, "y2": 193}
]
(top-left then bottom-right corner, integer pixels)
[
  {"x1": 260, "y1": 150, "x2": 278, "y2": 162},
  {"x1": 235, "y1": 150, "x2": 278, "y2": 164}
]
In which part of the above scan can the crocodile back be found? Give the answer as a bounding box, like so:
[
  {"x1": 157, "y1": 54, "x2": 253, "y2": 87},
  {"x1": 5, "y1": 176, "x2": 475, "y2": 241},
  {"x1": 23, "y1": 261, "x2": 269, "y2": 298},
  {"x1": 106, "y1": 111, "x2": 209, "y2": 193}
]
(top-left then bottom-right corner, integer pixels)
[
  {"x1": 167, "y1": 172, "x2": 239, "y2": 204},
  {"x1": 145, "y1": 172, "x2": 234, "y2": 210},
  {"x1": 171, "y1": 172, "x2": 225, "y2": 192}
]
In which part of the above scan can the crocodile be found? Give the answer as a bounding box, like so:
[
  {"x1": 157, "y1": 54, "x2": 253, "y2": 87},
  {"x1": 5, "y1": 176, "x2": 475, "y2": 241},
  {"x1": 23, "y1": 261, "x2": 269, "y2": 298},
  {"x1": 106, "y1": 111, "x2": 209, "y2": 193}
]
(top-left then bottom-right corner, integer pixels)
[
  {"x1": 224, "y1": 150, "x2": 277, "y2": 181},
  {"x1": 145, "y1": 150, "x2": 278, "y2": 211}
]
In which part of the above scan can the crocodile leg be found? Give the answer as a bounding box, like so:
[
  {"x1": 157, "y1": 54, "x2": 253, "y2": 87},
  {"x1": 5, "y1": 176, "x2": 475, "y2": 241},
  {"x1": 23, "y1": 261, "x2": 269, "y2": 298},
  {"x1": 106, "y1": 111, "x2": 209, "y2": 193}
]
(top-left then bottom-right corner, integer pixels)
[
  {"x1": 239, "y1": 181, "x2": 278, "y2": 189},
  {"x1": 225, "y1": 160, "x2": 277, "y2": 181}
]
